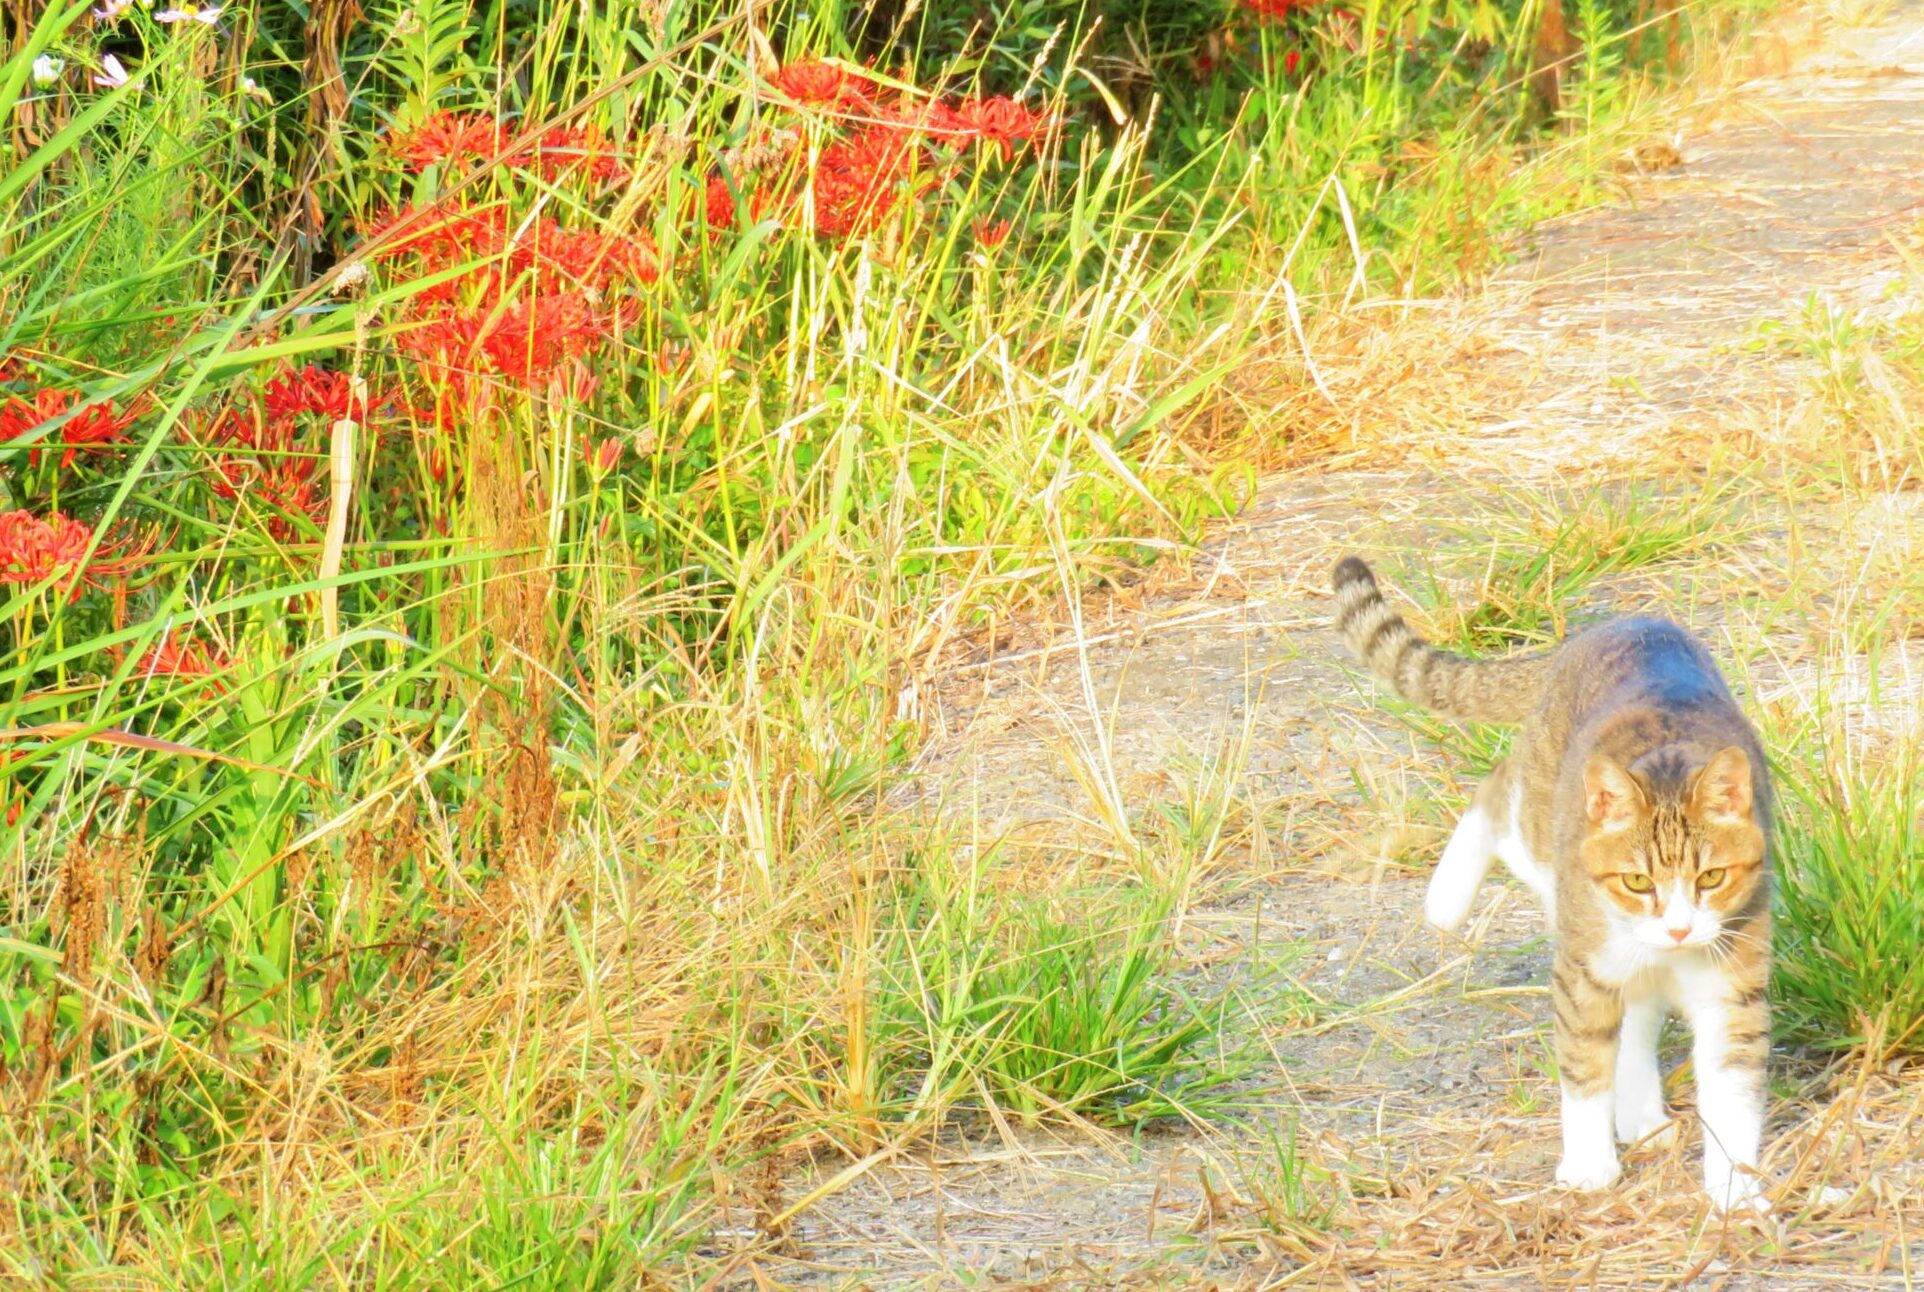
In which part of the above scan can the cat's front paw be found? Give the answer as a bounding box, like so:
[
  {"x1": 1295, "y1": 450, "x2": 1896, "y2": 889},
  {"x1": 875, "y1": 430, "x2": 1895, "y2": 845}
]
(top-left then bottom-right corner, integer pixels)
[
  {"x1": 1706, "y1": 1169, "x2": 1772, "y2": 1216},
  {"x1": 1554, "y1": 1149, "x2": 1621, "y2": 1192}
]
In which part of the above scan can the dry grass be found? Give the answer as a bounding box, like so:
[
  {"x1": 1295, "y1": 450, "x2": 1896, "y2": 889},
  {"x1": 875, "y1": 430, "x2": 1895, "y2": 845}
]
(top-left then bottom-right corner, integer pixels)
[{"x1": 782, "y1": 5, "x2": 1924, "y2": 1285}]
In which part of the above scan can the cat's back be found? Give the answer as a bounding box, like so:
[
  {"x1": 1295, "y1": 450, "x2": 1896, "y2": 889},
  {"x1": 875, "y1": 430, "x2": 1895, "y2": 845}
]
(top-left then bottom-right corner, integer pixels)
[{"x1": 1547, "y1": 616, "x2": 1737, "y2": 714}]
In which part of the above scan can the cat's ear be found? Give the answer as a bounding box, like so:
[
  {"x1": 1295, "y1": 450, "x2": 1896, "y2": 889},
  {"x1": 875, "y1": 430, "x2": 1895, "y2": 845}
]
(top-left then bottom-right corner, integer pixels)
[
  {"x1": 1689, "y1": 746, "x2": 1754, "y2": 824},
  {"x1": 1584, "y1": 755, "x2": 1647, "y2": 831}
]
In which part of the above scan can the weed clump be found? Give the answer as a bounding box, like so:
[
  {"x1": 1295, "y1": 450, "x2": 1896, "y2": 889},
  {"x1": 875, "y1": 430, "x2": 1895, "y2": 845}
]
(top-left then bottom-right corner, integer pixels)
[{"x1": 1772, "y1": 745, "x2": 1924, "y2": 1057}]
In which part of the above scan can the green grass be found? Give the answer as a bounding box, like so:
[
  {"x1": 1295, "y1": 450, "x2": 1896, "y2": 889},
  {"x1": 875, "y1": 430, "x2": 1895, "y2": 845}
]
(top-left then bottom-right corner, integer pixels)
[
  {"x1": 1758, "y1": 270, "x2": 1924, "y2": 1059},
  {"x1": 1231, "y1": 1117, "x2": 1343, "y2": 1238},
  {"x1": 1375, "y1": 479, "x2": 1740, "y2": 778},
  {"x1": 1771, "y1": 727, "x2": 1924, "y2": 1058},
  {"x1": 1752, "y1": 290, "x2": 1924, "y2": 491},
  {"x1": 0, "y1": 0, "x2": 1787, "y2": 1279},
  {"x1": 1417, "y1": 478, "x2": 1739, "y2": 653},
  {"x1": 871, "y1": 872, "x2": 1255, "y2": 1125}
]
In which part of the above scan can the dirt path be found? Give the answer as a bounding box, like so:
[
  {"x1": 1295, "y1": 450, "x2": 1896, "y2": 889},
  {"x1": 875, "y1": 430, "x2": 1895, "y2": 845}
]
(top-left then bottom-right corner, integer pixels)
[{"x1": 750, "y1": 9, "x2": 1924, "y2": 1288}]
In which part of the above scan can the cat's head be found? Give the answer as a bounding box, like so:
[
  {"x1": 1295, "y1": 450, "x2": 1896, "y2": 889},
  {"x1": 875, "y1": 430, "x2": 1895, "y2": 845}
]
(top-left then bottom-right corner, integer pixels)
[{"x1": 1577, "y1": 745, "x2": 1766, "y2": 949}]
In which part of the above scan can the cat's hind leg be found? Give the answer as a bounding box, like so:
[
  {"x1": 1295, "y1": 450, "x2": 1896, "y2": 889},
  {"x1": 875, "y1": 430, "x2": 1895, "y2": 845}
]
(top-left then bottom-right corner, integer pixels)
[{"x1": 1425, "y1": 771, "x2": 1507, "y2": 932}]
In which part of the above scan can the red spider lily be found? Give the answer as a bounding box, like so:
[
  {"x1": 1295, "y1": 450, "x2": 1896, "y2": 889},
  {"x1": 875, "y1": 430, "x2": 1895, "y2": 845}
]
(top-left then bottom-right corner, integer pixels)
[
  {"x1": 813, "y1": 124, "x2": 929, "y2": 237},
  {"x1": 481, "y1": 292, "x2": 609, "y2": 385},
  {"x1": 396, "y1": 311, "x2": 490, "y2": 389},
  {"x1": 587, "y1": 436, "x2": 623, "y2": 474},
  {"x1": 938, "y1": 96, "x2": 1052, "y2": 161},
  {"x1": 132, "y1": 633, "x2": 230, "y2": 689},
  {"x1": 390, "y1": 111, "x2": 506, "y2": 172},
  {"x1": 398, "y1": 291, "x2": 610, "y2": 389},
  {"x1": 1243, "y1": 0, "x2": 1319, "y2": 17},
  {"x1": 371, "y1": 208, "x2": 663, "y2": 305},
  {"x1": 2, "y1": 387, "x2": 140, "y2": 470},
  {"x1": 262, "y1": 364, "x2": 371, "y2": 425},
  {"x1": 608, "y1": 230, "x2": 662, "y2": 286},
  {"x1": 0, "y1": 509, "x2": 149, "y2": 593},
  {"x1": 520, "y1": 223, "x2": 662, "y2": 291},
  {"x1": 190, "y1": 404, "x2": 289, "y2": 463},
  {"x1": 974, "y1": 216, "x2": 1013, "y2": 248},
  {"x1": 191, "y1": 405, "x2": 327, "y2": 538},
  {"x1": 704, "y1": 174, "x2": 742, "y2": 231},
  {"x1": 389, "y1": 112, "x2": 628, "y2": 185},
  {"x1": 533, "y1": 124, "x2": 628, "y2": 184},
  {"x1": 770, "y1": 59, "x2": 873, "y2": 109},
  {"x1": 359, "y1": 202, "x2": 513, "y2": 270},
  {"x1": 208, "y1": 459, "x2": 326, "y2": 538}
]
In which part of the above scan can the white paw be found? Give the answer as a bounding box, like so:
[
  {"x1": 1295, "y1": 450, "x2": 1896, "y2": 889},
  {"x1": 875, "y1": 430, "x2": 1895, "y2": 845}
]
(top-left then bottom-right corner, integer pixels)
[
  {"x1": 1615, "y1": 1103, "x2": 1674, "y2": 1147},
  {"x1": 1554, "y1": 1150, "x2": 1621, "y2": 1192},
  {"x1": 1706, "y1": 1170, "x2": 1772, "y2": 1216},
  {"x1": 1423, "y1": 882, "x2": 1474, "y2": 933}
]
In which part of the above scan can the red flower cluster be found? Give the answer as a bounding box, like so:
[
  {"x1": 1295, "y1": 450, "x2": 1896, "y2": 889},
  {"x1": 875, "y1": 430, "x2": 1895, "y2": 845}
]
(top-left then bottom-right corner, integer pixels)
[
  {"x1": 362, "y1": 115, "x2": 660, "y2": 404},
  {"x1": 400, "y1": 293, "x2": 611, "y2": 390},
  {"x1": 1, "y1": 387, "x2": 140, "y2": 470},
  {"x1": 0, "y1": 509, "x2": 147, "y2": 593},
  {"x1": 389, "y1": 111, "x2": 628, "y2": 185},
  {"x1": 365, "y1": 205, "x2": 654, "y2": 396},
  {"x1": 974, "y1": 216, "x2": 1014, "y2": 248},
  {"x1": 770, "y1": 58, "x2": 875, "y2": 109},
  {"x1": 812, "y1": 124, "x2": 929, "y2": 239},
  {"x1": 192, "y1": 363, "x2": 377, "y2": 540},
  {"x1": 929, "y1": 95, "x2": 1052, "y2": 161},
  {"x1": 358, "y1": 203, "x2": 511, "y2": 273},
  {"x1": 263, "y1": 364, "x2": 371, "y2": 425},
  {"x1": 133, "y1": 634, "x2": 230, "y2": 690},
  {"x1": 532, "y1": 124, "x2": 629, "y2": 185},
  {"x1": 390, "y1": 112, "x2": 506, "y2": 170},
  {"x1": 587, "y1": 436, "x2": 623, "y2": 475},
  {"x1": 1242, "y1": 0, "x2": 1320, "y2": 17},
  {"x1": 201, "y1": 422, "x2": 325, "y2": 541},
  {"x1": 735, "y1": 64, "x2": 1056, "y2": 240}
]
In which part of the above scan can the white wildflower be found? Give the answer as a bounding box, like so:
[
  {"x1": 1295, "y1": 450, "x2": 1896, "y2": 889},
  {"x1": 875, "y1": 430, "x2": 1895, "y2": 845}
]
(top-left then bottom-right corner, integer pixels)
[
  {"x1": 155, "y1": 3, "x2": 221, "y2": 24},
  {"x1": 92, "y1": 54, "x2": 130, "y2": 89}
]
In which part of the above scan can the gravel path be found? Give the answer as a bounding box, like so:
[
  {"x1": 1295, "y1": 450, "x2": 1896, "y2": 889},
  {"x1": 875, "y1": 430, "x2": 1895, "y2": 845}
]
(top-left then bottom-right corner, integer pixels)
[{"x1": 742, "y1": 9, "x2": 1924, "y2": 1287}]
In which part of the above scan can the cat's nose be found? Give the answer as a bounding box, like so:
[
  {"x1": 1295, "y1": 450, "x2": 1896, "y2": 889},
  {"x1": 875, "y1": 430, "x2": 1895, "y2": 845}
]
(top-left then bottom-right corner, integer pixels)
[{"x1": 1667, "y1": 927, "x2": 1690, "y2": 943}]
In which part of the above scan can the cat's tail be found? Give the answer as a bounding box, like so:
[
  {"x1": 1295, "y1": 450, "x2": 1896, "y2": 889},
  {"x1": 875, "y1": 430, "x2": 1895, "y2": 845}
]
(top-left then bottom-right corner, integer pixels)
[{"x1": 1330, "y1": 556, "x2": 1555, "y2": 724}]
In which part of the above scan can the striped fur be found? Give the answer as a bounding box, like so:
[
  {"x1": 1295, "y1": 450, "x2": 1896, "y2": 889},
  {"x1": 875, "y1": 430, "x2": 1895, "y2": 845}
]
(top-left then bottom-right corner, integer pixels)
[
  {"x1": 1331, "y1": 551, "x2": 1775, "y2": 1212},
  {"x1": 1330, "y1": 556, "x2": 1554, "y2": 723}
]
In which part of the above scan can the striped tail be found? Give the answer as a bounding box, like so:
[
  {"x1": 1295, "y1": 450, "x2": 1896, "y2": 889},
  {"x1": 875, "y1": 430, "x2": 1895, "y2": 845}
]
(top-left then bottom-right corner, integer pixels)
[{"x1": 1330, "y1": 556, "x2": 1555, "y2": 724}]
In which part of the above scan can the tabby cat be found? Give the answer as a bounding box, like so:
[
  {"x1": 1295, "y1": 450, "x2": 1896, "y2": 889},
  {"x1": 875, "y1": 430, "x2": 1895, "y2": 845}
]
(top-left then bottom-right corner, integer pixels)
[{"x1": 1331, "y1": 556, "x2": 1773, "y2": 1213}]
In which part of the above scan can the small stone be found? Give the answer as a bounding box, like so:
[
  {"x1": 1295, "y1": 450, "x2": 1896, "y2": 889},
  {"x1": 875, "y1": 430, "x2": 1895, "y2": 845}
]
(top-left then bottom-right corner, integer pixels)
[
  {"x1": 1325, "y1": 946, "x2": 1344, "y2": 963},
  {"x1": 1814, "y1": 1185, "x2": 1853, "y2": 1208}
]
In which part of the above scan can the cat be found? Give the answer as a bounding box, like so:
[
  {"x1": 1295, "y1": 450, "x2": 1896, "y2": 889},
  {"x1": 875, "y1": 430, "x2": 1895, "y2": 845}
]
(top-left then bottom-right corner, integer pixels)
[{"x1": 1330, "y1": 555, "x2": 1773, "y2": 1214}]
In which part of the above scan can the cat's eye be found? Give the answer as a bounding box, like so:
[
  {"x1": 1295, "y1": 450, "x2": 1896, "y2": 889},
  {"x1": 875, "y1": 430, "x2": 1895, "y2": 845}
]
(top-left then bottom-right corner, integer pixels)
[
  {"x1": 1697, "y1": 868, "x2": 1727, "y2": 889},
  {"x1": 1621, "y1": 873, "x2": 1655, "y2": 893}
]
